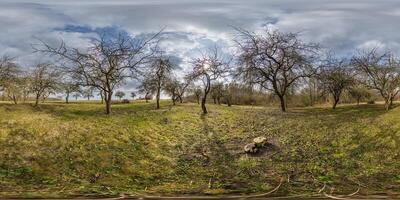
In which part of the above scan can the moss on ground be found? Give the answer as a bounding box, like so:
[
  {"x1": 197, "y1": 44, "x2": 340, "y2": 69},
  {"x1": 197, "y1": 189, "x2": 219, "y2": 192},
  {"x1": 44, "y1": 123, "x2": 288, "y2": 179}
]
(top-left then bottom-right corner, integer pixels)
[{"x1": 0, "y1": 101, "x2": 399, "y2": 197}]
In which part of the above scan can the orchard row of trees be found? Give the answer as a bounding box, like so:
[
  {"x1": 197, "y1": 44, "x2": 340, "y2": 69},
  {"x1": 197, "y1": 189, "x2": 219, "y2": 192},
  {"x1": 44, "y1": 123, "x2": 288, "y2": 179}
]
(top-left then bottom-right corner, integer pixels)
[{"x1": 1, "y1": 27, "x2": 400, "y2": 114}]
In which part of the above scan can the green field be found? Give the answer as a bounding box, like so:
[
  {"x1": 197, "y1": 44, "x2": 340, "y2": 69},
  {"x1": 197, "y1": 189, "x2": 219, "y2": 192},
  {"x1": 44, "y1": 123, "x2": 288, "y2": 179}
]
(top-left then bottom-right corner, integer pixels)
[{"x1": 0, "y1": 101, "x2": 399, "y2": 198}]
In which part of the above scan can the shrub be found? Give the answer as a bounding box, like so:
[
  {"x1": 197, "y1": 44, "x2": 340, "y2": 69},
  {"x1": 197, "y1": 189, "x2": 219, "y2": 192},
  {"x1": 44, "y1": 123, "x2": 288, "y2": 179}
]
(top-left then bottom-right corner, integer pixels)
[{"x1": 367, "y1": 100, "x2": 375, "y2": 104}]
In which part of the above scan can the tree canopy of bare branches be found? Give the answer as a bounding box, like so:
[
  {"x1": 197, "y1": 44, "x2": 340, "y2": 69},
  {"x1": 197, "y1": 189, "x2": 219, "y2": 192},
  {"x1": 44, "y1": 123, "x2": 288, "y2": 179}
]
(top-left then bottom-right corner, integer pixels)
[
  {"x1": 318, "y1": 56, "x2": 354, "y2": 109},
  {"x1": 29, "y1": 63, "x2": 60, "y2": 106},
  {"x1": 188, "y1": 47, "x2": 230, "y2": 114},
  {"x1": 352, "y1": 49, "x2": 400, "y2": 110},
  {"x1": 137, "y1": 77, "x2": 156, "y2": 103},
  {"x1": 34, "y1": 31, "x2": 161, "y2": 114},
  {"x1": 235, "y1": 28, "x2": 319, "y2": 111},
  {"x1": 145, "y1": 54, "x2": 176, "y2": 109},
  {"x1": 0, "y1": 56, "x2": 25, "y2": 104}
]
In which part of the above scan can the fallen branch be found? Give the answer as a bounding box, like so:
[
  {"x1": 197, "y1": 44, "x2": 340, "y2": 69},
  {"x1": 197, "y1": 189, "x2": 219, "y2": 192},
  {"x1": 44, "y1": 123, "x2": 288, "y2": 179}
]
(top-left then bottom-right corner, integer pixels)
[
  {"x1": 348, "y1": 187, "x2": 360, "y2": 196},
  {"x1": 318, "y1": 183, "x2": 326, "y2": 193},
  {"x1": 323, "y1": 187, "x2": 361, "y2": 200}
]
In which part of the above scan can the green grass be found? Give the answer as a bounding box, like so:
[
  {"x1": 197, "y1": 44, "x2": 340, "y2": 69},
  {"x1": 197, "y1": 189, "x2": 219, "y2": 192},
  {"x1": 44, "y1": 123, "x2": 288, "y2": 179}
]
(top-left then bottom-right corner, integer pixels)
[{"x1": 0, "y1": 101, "x2": 399, "y2": 198}]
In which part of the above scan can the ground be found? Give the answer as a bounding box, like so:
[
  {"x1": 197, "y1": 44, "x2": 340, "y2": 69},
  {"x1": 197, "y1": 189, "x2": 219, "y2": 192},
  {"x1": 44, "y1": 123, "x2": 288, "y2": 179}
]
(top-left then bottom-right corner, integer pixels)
[{"x1": 0, "y1": 101, "x2": 399, "y2": 198}]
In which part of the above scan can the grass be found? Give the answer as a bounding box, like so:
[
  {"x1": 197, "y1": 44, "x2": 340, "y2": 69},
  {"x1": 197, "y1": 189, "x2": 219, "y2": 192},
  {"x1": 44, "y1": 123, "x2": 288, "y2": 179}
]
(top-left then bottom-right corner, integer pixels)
[{"x1": 0, "y1": 101, "x2": 399, "y2": 198}]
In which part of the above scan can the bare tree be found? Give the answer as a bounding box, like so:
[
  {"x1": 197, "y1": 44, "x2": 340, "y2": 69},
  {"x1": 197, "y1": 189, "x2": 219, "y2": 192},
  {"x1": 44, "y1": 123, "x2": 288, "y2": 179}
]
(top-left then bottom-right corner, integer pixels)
[
  {"x1": 163, "y1": 76, "x2": 192, "y2": 105},
  {"x1": 72, "y1": 92, "x2": 81, "y2": 101},
  {"x1": 82, "y1": 87, "x2": 95, "y2": 101},
  {"x1": 193, "y1": 86, "x2": 202, "y2": 104},
  {"x1": 210, "y1": 82, "x2": 224, "y2": 104},
  {"x1": 145, "y1": 55, "x2": 175, "y2": 109},
  {"x1": 130, "y1": 92, "x2": 136, "y2": 100},
  {"x1": 35, "y1": 31, "x2": 161, "y2": 114},
  {"x1": 348, "y1": 85, "x2": 371, "y2": 106},
  {"x1": 0, "y1": 56, "x2": 22, "y2": 104},
  {"x1": 0, "y1": 56, "x2": 17, "y2": 81},
  {"x1": 223, "y1": 83, "x2": 235, "y2": 107},
  {"x1": 352, "y1": 49, "x2": 400, "y2": 110},
  {"x1": 188, "y1": 47, "x2": 230, "y2": 114},
  {"x1": 318, "y1": 56, "x2": 354, "y2": 109},
  {"x1": 61, "y1": 79, "x2": 80, "y2": 104},
  {"x1": 164, "y1": 78, "x2": 180, "y2": 105},
  {"x1": 115, "y1": 91, "x2": 125, "y2": 100},
  {"x1": 29, "y1": 63, "x2": 60, "y2": 106},
  {"x1": 137, "y1": 77, "x2": 155, "y2": 103},
  {"x1": 235, "y1": 28, "x2": 319, "y2": 111},
  {"x1": 174, "y1": 77, "x2": 192, "y2": 103}
]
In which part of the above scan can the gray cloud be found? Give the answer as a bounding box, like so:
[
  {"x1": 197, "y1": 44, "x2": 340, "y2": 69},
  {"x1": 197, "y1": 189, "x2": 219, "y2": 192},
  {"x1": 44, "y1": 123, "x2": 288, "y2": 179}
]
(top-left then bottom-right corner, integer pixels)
[{"x1": 1, "y1": 0, "x2": 400, "y2": 95}]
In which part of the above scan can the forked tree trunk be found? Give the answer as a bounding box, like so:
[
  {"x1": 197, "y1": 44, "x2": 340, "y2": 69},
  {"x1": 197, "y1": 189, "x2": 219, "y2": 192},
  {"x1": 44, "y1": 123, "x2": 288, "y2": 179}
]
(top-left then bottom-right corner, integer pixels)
[
  {"x1": 332, "y1": 98, "x2": 340, "y2": 109},
  {"x1": 385, "y1": 99, "x2": 390, "y2": 111}
]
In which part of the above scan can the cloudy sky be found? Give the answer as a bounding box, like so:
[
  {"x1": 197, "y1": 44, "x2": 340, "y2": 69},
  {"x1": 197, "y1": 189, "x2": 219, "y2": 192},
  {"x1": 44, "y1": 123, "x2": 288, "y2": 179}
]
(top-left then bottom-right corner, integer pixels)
[{"x1": 1, "y1": 0, "x2": 400, "y2": 95}]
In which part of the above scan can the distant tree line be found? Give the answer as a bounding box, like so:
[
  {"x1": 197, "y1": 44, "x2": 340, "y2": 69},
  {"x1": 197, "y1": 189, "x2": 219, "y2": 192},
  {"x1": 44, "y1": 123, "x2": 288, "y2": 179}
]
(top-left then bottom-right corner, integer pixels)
[{"x1": 0, "y1": 27, "x2": 399, "y2": 114}]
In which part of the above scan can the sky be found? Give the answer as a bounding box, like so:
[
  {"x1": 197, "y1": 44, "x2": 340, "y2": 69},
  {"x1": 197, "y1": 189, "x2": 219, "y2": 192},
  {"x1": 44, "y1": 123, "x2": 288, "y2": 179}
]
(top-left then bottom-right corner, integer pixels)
[{"x1": 1, "y1": 0, "x2": 400, "y2": 98}]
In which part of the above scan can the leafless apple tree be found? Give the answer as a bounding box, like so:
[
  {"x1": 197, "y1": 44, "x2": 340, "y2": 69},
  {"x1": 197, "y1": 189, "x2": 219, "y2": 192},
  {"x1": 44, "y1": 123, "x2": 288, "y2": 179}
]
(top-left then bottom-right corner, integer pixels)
[
  {"x1": 35, "y1": 31, "x2": 161, "y2": 114},
  {"x1": 235, "y1": 28, "x2": 319, "y2": 111},
  {"x1": 188, "y1": 47, "x2": 230, "y2": 114},
  {"x1": 352, "y1": 49, "x2": 400, "y2": 110}
]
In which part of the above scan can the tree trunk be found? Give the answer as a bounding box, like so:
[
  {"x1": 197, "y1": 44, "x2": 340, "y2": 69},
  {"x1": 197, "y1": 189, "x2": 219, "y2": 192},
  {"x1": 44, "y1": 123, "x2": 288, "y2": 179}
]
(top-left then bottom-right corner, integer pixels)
[
  {"x1": 196, "y1": 96, "x2": 200, "y2": 104},
  {"x1": 34, "y1": 93, "x2": 40, "y2": 107},
  {"x1": 104, "y1": 89, "x2": 112, "y2": 114},
  {"x1": 385, "y1": 99, "x2": 390, "y2": 111},
  {"x1": 179, "y1": 96, "x2": 183, "y2": 103},
  {"x1": 156, "y1": 86, "x2": 161, "y2": 109},
  {"x1": 201, "y1": 75, "x2": 211, "y2": 114},
  {"x1": 213, "y1": 97, "x2": 216, "y2": 104},
  {"x1": 172, "y1": 95, "x2": 176, "y2": 106},
  {"x1": 217, "y1": 97, "x2": 220, "y2": 105},
  {"x1": 105, "y1": 95, "x2": 111, "y2": 114},
  {"x1": 278, "y1": 95, "x2": 286, "y2": 112},
  {"x1": 357, "y1": 97, "x2": 360, "y2": 106},
  {"x1": 227, "y1": 98, "x2": 231, "y2": 107},
  {"x1": 390, "y1": 96, "x2": 394, "y2": 108},
  {"x1": 201, "y1": 96, "x2": 207, "y2": 114},
  {"x1": 385, "y1": 96, "x2": 394, "y2": 111},
  {"x1": 12, "y1": 95, "x2": 17, "y2": 105},
  {"x1": 332, "y1": 98, "x2": 340, "y2": 109},
  {"x1": 105, "y1": 99, "x2": 111, "y2": 114}
]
